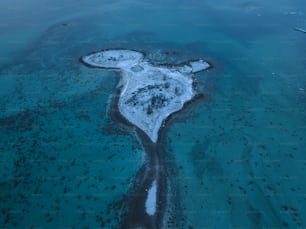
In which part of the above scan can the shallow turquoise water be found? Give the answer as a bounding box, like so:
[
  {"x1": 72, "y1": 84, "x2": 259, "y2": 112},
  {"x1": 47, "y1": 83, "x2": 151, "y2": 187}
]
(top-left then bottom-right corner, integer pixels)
[{"x1": 1, "y1": 0, "x2": 306, "y2": 228}]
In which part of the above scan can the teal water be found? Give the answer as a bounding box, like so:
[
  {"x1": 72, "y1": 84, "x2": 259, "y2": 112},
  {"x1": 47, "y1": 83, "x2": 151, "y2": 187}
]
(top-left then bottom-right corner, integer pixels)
[{"x1": 1, "y1": 0, "x2": 306, "y2": 228}]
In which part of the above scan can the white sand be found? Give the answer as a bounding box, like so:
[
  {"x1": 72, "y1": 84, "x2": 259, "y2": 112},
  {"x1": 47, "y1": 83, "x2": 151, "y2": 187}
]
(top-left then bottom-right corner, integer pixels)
[{"x1": 145, "y1": 180, "x2": 157, "y2": 216}]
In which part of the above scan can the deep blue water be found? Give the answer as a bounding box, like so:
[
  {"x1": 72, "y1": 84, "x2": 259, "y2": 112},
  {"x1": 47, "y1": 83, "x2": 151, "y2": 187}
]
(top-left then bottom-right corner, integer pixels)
[{"x1": 1, "y1": 0, "x2": 306, "y2": 228}]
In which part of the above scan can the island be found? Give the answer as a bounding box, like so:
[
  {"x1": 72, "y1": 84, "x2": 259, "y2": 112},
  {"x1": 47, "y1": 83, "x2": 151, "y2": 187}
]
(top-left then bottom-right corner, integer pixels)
[{"x1": 80, "y1": 49, "x2": 211, "y2": 143}]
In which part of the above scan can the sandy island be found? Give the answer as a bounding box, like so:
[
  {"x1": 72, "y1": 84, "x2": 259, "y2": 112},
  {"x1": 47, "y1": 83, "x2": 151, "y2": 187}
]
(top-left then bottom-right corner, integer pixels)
[{"x1": 81, "y1": 49, "x2": 210, "y2": 143}]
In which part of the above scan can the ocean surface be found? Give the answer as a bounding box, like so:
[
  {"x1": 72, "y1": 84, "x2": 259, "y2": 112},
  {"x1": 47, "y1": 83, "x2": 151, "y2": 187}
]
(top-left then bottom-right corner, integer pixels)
[{"x1": 1, "y1": 0, "x2": 306, "y2": 228}]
